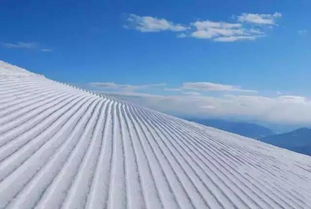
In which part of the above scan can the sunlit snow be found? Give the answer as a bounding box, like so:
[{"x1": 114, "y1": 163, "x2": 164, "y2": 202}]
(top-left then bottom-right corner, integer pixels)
[{"x1": 1, "y1": 61, "x2": 311, "y2": 209}]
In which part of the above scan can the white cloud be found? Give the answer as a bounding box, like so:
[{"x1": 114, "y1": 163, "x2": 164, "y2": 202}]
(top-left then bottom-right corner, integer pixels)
[
  {"x1": 238, "y1": 12, "x2": 282, "y2": 25},
  {"x1": 182, "y1": 82, "x2": 257, "y2": 93},
  {"x1": 191, "y1": 21, "x2": 244, "y2": 39},
  {"x1": 88, "y1": 81, "x2": 311, "y2": 125},
  {"x1": 126, "y1": 14, "x2": 188, "y2": 32},
  {"x1": 190, "y1": 20, "x2": 266, "y2": 42},
  {"x1": 126, "y1": 12, "x2": 280, "y2": 42},
  {"x1": 109, "y1": 92, "x2": 311, "y2": 125}
]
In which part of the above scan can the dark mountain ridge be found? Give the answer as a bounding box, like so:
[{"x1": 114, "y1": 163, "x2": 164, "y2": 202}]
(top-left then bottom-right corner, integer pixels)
[{"x1": 261, "y1": 128, "x2": 311, "y2": 156}]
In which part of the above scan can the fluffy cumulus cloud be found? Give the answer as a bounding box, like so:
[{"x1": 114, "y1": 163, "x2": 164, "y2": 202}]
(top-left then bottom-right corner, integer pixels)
[
  {"x1": 126, "y1": 12, "x2": 281, "y2": 42},
  {"x1": 126, "y1": 14, "x2": 188, "y2": 32},
  {"x1": 191, "y1": 21, "x2": 243, "y2": 39},
  {"x1": 237, "y1": 12, "x2": 282, "y2": 25}
]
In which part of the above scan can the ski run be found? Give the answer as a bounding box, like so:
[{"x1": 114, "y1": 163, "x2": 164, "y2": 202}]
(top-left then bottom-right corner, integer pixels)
[{"x1": 1, "y1": 60, "x2": 311, "y2": 209}]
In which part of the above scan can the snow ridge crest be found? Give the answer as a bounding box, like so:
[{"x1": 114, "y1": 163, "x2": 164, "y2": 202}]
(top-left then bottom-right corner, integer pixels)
[{"x1": 0, "y1": 60, "x2": 40, "y2": 77}]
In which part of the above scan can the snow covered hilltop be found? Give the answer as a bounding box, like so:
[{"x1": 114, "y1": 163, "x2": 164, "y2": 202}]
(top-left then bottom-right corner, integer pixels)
[{"x1": 1, "y1": 61, "x2": 311, "y2": 209}]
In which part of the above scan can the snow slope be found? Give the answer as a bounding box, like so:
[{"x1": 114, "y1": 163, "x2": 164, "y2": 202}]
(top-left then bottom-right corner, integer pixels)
[
  {"x1": 1, "y1": 61, "x2": 311, "y2": 209},
  {"x1": 0, "y1": 61, "x2": 38, "y2": 77}
]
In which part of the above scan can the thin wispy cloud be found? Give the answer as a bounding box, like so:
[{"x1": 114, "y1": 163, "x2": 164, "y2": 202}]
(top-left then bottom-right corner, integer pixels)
[
  {"x1": 237, "y1": 12, "x2": 282, "y2": 25},
  {"x1": 89, "y1": 82, "x2": 166, "y2": 92},
  {"x1": 125, "y1": 12, "x2": 281, "y2": 42},
  {"x1": 2, "y1": 42, "x2": 38, "y2": 49},
  {"x1": 214, "y1": 36, "x2": 258, "y2": 42},
  {"x1": 89, "y1": 81, "x2": 255, "y2": 94},
  {"x1": 182, "y1": 82, "x2": 257, "y2": 93},
  {"x1": 1, "y1": 41, "x2": 52, "y2": 52},
  {"x1": 40, "y1": 48, "x2": 53, "y2": 52}
]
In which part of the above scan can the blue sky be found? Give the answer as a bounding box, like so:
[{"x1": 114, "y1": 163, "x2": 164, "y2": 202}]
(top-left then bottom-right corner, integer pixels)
[{"x1": 1, "y1": 0, "x2": 311, "y2": 125}]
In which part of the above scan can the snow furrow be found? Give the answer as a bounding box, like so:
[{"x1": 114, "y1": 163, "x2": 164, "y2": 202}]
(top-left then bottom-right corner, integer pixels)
[
  {"x1": 137, "y1": 107, "x2": 248, "y2": 209},
  {"x1": 1, "y1": 62, "x2": 311, "y2": 209},
  {"x1": 135, "y1": 107, "x2": 235, "y2": 209},
  {"x1": 122, "y1": 105, "x2": 164, "y2": 209},
  {"x1": 61, "y1": 100, "x2": 107, "y2": 209},
  {"x1": 0, "y1": 95, "x2": 85, "y2": 162},
  {"x1": 7, "y1": 97, "x2": 96, "y2": 209},
  {"x1": 84, "y1": 100, "x2": 114, "y2": 209},
  {"x1": 34, "y1": 99, "x2": 101, "y2": 209},
  {"x1": 127, "y1": 106, "x2": 187, "y2": 209},
  {"x1": 0, "y1": 96, "x2": 89, "y2": 181},
  {"x1": 161, "y1": 116, "x2": 283, "y2": 208}
]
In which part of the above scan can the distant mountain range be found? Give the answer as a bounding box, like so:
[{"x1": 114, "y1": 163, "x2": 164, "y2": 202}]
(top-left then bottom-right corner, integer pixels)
[
  {"x1": 185, "y1": 118, "x2": 274, "y2": 138},
  {"x1": 186, "y1": 118, "x2": 311, "y2": 156},
  {"x1": 261, "y1": 128, "x2": 311, "y2": 156}
]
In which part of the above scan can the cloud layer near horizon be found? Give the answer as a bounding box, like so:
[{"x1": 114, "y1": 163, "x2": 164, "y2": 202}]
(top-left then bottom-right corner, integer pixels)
[
  {"x1": 88, "y1": 81, "x2": 311, "y2": 125},
  {"x1": 125, "y1": 12, "x2": 281, "y2": 42}
]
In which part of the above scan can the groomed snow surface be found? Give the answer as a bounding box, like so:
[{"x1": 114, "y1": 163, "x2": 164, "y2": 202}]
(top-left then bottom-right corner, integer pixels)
[{"x1": 1, "y1": 61, "x2": 311, "y2": 209}]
